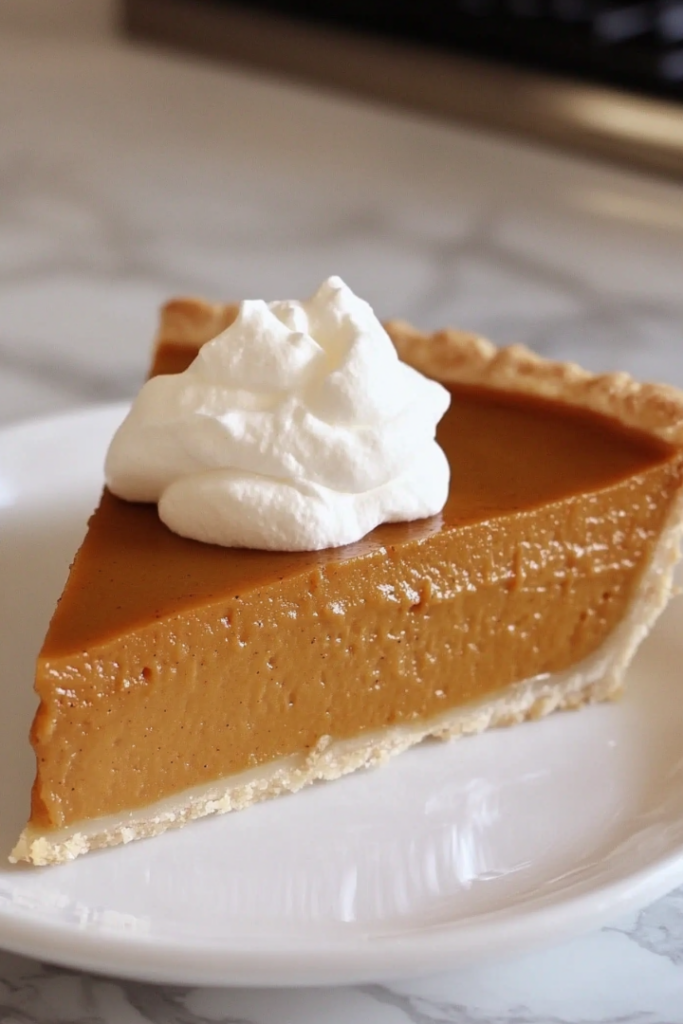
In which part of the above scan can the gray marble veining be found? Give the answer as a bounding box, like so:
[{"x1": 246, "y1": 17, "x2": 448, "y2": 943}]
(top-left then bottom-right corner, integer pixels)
[
  {"x1": 1, "y1": 17, "x2": 683, "y2": 1024},
  {"x1": 610, "y1": 888, "x2": 683, "y2": 966},
  {"x1": 1, "y1": 930, "x2": 683, "y2": 1024},
  {"x1": 1, "y1": 32, "x2": 683, "y2": 431}
]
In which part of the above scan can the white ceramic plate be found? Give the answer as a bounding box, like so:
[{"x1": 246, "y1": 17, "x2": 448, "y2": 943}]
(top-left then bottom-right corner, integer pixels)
[{"x1": 1, "y1": 405, "x2": 683, "y2": 987}]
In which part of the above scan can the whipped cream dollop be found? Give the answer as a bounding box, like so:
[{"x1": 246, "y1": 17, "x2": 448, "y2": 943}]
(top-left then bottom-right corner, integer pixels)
[{"x1": 105, "y1": 277, "x2": 451, "y2": 551}]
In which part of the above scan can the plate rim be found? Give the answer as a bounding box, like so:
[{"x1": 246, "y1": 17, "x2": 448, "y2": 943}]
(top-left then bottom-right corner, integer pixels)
[{"x1": 0, "y1": 847, "x2": 682, "y2": 986}]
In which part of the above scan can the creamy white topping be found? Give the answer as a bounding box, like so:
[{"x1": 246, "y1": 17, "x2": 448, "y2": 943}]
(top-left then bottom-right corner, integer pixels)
[{"x1": 105, "y1": 276, "x2": 451, "y2": 551}]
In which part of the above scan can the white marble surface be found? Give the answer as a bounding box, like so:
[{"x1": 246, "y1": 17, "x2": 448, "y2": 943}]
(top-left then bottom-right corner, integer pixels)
[{"x1": 2, "y1": 20, "x2": 683, "y2": 1023}]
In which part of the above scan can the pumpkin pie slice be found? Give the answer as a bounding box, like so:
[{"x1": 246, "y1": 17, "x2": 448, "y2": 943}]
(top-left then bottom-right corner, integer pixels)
[{"x1": 11, "y1": 300, "x2": 683, "y2": 866}]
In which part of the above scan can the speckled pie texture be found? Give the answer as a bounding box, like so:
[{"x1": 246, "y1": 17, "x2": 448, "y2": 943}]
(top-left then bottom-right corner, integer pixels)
[{"x1": 12, "y1": 302, "x2": 683, "y2": 865}]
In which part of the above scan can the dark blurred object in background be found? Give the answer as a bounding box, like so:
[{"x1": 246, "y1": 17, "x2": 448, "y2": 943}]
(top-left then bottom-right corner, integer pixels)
[
  {"x1": 203, "y1": 0, "x2": 683, "y2": 99},
  {"x1": 123, "y1": 0, "x2": 683, "y2": 179}
]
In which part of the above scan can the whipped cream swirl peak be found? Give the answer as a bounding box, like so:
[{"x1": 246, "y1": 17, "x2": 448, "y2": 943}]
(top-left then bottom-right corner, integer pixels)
[{"x1": 105, "y1": 276, "x2": 451, "y2": 551}]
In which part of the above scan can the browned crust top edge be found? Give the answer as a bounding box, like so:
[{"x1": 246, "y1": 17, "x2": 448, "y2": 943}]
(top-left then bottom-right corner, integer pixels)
[{"x1": 156, "y1": 297, "x2": 683, "y2": 447}]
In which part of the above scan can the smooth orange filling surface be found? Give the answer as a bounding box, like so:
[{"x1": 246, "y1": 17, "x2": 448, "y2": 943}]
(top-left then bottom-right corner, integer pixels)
[{"x1": 30, "y1": 340, "x2": 683, "y2": 830}]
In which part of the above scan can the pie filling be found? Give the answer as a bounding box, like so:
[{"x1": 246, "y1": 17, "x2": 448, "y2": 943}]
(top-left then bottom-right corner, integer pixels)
[{"x1": 27, "y1": 339, "x2": 683, "y2": 835}]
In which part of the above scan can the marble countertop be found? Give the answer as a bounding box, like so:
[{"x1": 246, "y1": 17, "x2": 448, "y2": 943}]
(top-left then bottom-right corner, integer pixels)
[{"x1": 2, "y1": 19, "x2": 683, "y2": 1023}]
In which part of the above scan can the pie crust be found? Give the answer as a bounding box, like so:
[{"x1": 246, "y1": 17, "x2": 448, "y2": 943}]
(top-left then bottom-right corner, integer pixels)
[{"x1": 11, "y1": 304, "x2": 683, "y2": 866}]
